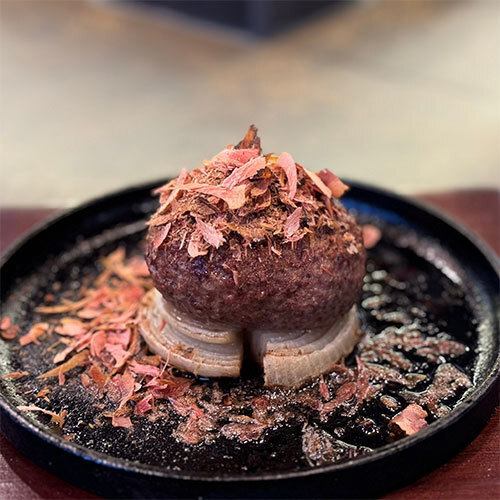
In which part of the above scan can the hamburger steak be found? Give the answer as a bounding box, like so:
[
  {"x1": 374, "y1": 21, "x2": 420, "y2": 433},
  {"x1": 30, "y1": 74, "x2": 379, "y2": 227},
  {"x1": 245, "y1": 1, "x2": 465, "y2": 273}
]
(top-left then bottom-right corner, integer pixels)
[
  {"x1": 140, "y1": 125, "x2": 366, "y2": 385},
  {"x1": 146, "y1": 210, "x2": 365, "y2": 331}
]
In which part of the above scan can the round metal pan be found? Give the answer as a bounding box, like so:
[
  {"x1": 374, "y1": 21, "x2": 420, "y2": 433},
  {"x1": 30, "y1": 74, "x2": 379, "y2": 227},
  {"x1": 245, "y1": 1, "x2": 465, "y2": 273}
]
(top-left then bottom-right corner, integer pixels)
[{"x1": 1, "y1": 181, "x2": 498, "y2": 498}]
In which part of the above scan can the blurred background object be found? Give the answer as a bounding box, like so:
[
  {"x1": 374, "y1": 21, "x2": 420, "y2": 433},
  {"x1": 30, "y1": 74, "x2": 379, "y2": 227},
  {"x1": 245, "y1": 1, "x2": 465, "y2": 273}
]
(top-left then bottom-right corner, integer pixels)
[
  {"x1": 136, "y1": 0, "x2": 338, "y2": 36},
  {"x1": 0, "y1": 0, "x2": 499, "y2": 207}
]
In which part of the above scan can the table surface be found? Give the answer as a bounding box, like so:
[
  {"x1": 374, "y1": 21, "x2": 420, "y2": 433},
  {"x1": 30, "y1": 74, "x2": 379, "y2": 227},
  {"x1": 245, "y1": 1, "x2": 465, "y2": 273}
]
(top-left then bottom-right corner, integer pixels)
[
  {"x1": 0, "y1": 190, "x2": 498, "y2": 499},
  {"x1": 3, "y1": 1, "x2": 500, "y2": 207}
]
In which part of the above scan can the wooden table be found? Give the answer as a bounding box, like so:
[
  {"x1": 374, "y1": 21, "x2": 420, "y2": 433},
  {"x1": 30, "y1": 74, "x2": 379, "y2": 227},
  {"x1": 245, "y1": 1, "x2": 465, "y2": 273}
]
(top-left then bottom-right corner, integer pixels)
[{"x1": 1, "y1": 190, "x2": 498, "y2": 499}]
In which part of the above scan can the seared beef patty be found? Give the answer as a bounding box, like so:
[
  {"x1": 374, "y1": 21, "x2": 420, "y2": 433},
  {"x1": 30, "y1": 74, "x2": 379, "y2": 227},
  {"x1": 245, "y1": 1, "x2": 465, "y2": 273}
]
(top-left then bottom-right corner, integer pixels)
[{"x1": 146, "y1": 207, "x2": 365, "y2": 331}]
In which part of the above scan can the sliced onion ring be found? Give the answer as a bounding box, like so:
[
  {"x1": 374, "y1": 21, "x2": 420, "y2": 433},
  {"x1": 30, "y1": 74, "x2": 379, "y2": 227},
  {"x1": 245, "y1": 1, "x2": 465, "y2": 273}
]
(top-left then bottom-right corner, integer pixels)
[
  {"x1": 255, "y1": 307, "x2": 362, "y2": 387},
  {"x1": 139, "y1": 290, "x2": 243, "y2": 377},
  {"x1": 138, "y1": 291, "x2": 362, "y2": 386}
]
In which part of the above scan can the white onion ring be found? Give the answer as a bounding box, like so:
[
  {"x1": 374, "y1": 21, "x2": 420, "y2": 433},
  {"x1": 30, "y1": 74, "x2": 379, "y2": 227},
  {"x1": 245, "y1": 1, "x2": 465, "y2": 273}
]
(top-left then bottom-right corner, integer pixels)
[
  {"x1": 138, "y1": 290, "x2": 362, "y2": 386},
  {"x1": 258, "y1": 306, "x2": 361, "y2": 387},
  {"x1": 139, "y1": 290, "x2": 243, "y2": 377}
]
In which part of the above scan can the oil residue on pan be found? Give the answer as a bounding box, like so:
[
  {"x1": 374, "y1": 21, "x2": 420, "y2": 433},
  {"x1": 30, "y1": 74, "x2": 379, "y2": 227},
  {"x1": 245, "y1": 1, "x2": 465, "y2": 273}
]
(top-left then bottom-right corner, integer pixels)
[{"x1": 0, "y1": 214, "x2": 486, "y2": 476}]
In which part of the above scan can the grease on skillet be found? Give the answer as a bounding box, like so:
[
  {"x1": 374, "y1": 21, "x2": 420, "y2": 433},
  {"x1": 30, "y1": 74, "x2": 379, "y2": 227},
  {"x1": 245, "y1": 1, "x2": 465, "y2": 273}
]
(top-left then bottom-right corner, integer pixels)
[{"x1": 0, "y1": 225, "x2": 477, "y2": 474}]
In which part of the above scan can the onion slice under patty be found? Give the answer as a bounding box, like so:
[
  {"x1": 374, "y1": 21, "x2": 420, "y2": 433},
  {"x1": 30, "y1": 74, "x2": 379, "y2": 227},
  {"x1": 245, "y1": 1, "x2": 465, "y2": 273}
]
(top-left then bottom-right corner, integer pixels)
[
  {"x1": 253, "y1": 306, "x2": 361, "y2": 387},
  {"x1": 139, "y1": 290, "x2": 362, "y2": 386},
  {"x1": 139, "y1": 290, "x2": 243, "y2": 377}
]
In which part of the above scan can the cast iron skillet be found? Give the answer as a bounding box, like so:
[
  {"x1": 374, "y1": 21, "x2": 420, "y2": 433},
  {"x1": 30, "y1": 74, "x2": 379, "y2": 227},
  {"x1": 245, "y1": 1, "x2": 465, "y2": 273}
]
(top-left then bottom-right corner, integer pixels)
[{"x1": 0, "y1": 181, "x2": 498, "y2": 498}]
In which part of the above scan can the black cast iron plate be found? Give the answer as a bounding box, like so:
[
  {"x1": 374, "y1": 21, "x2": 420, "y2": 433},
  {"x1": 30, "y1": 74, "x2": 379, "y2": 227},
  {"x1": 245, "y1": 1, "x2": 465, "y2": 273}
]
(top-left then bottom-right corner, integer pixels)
[{"x1": 0, "y1": 181, "x2": 498, "y2": 498}]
